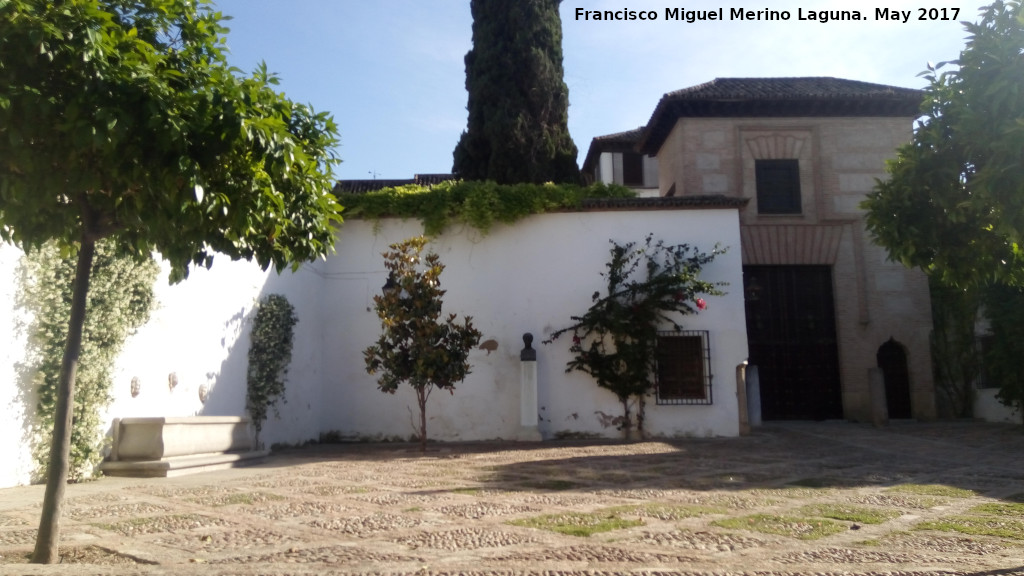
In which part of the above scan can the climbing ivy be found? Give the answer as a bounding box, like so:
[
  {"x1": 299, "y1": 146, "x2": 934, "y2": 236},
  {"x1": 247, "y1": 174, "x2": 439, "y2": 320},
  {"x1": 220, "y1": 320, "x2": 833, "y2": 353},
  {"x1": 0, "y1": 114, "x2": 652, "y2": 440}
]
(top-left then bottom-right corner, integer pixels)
[
  {"x1": 339, "y1": 180, "x2": 634, "y2": 235},
  {"x1": 19, "y1": 240, "x2": 158, "y2": 482},
  {"x1": 246, "y1": 294, "x2": 298, "y2": 445},
  {"x1": 546, "y1": 236, "x2": 725, "y2": 438}
]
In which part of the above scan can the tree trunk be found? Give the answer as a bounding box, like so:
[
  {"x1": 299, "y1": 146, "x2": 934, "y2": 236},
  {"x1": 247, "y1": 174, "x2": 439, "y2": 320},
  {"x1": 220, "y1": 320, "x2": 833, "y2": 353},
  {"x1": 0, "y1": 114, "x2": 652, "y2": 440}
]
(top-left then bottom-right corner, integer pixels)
[
  {"x1": 31, "y1": 238, "x2": 95, "y2": 564},
  {"x1": 636, "y1": 395, "x2": 646, "y2": 439},
  {"x1": 620, "y1": 397, "x2": 633, "y2": 440},
  {"x1": 417, "y1": 388, "x2": 427, "y2": 452}
]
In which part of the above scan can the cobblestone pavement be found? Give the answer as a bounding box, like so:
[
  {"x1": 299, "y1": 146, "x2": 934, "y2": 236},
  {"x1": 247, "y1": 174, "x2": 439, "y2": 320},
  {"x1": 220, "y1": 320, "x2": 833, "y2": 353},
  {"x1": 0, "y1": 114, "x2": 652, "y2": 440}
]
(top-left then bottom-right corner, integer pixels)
[{"x1": 1, "y1": 421, "x2": 1023, "y2": 576}]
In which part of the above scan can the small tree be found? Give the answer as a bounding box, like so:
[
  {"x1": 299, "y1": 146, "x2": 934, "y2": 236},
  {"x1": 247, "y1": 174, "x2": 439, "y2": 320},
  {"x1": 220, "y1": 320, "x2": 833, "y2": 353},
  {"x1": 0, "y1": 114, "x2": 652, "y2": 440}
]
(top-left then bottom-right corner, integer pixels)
[
  {"x1": 364, "y1": 237, "x2": 482, "y2": 451},
  {"x1": 246, "y1": 294, "x2": 298, "y2": 447},
  {"x1": 0, "y1": 0, "x2": 340, "y2": 562},
  {"x1": 863, "y1": 0, "x2": 1024, "y2": 289},
  {"x1": 546, "y1": 236, "x2": 724, "y2": 438}
]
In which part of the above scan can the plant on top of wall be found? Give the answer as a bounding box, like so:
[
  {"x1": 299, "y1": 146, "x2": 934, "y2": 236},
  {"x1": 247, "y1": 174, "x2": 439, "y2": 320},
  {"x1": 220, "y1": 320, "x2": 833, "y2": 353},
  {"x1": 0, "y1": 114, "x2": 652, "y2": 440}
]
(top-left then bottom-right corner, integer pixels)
[
  {"x1": 363, "y1": 236, "x2": 482, "y2": 452},
  {"x1": 545, "y1": 235, "x2": 725, "y2": 439},
  {"x1": 18, "y1": 240, "x2": 158, "y2": 482},
  {"x1": 246, "y1": 294, "x2": 298, "y2": 447},
  {"x1": 339, "y1": 180, "x2": 634, "y2": 236}
]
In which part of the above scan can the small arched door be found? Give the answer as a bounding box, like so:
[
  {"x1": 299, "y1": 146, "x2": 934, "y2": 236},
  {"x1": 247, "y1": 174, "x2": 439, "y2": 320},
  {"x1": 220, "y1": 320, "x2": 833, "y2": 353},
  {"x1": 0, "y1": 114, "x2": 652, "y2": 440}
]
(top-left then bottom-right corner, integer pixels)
[{"x1": 877, "y1": 338, "x2": 912, "y2": 419}]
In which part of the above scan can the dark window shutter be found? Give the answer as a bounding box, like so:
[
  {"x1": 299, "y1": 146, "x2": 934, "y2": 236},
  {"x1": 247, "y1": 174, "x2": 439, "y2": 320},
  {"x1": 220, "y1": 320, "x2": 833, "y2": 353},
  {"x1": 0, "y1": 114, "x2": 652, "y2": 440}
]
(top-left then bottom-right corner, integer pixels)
[
  {"x1": 622, "y1": 153, "x2": 644, "y2": 186},
  {"x1": 756, "y1": 159, "x2": 801, "y2": 214}
]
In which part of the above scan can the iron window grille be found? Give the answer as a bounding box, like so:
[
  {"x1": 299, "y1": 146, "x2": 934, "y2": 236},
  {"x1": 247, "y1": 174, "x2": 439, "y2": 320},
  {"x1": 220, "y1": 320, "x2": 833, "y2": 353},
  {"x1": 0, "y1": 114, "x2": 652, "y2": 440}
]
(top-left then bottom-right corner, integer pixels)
[
  {"x1": 755, "y1": 159, "x2": 801, "y2": 214},
  {"x1": 655, "y1": 330, "x2": 712, "y2": 405}
]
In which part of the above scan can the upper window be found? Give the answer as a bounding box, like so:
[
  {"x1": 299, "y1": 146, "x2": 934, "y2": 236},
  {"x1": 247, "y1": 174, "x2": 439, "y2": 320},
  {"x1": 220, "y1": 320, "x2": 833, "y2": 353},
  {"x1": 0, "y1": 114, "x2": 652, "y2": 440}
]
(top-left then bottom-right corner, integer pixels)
[
  {"x1": 755, "y1": 159, "x2": 801, "y2": 214},
  {"x1": 655, "y1": 330, "x2": 712, "y2": 405},
  {"x1": 621, "y1": 152, "x2": 644, "y2": 187}
]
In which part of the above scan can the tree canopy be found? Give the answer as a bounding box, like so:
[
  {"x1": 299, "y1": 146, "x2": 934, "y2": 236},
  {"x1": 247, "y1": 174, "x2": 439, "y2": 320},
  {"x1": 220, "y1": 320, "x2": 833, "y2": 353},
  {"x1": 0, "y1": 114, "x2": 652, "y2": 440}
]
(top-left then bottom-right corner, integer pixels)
[
  {"x1": 0, "y1": 0, "x2": 342, "y2": 275},
  {"x1": 0, "y1": 0, "x2": 341, "y2": 562},
  {"x1": 452, "y1": 0, "x2": 580, "y2": 184},
  {"x1": 863, "y1": 0, "x2": 1024, "y2": 289}
]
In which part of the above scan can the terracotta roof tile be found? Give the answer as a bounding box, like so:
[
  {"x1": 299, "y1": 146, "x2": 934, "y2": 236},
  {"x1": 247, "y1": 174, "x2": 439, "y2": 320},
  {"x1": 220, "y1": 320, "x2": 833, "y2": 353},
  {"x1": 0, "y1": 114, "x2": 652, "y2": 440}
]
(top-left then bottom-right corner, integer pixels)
[
  {"x1": 334, "y1": 173, "x2": 454, "y2": 195},
  {"x1": 637, "y1": 77, "x2": 923, "y2": 154}
]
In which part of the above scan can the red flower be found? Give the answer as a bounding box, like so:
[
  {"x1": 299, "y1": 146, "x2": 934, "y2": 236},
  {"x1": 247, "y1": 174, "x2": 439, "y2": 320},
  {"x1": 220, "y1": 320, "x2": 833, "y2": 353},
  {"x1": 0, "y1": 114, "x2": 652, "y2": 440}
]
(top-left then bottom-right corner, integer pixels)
[
  {"x1": 572, "y1": 335, "x2": 581, "y2": 345},
  {"x1": 696, "y1": 298, "x2": 707, "y2": 310}
]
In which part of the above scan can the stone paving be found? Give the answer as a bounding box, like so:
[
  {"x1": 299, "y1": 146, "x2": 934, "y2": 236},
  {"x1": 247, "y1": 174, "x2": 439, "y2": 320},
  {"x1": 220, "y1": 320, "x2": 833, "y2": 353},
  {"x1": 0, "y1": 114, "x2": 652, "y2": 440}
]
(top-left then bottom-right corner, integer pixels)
[{"x1": 1, "y1": 421, "x2": 1023, "y2": 575}]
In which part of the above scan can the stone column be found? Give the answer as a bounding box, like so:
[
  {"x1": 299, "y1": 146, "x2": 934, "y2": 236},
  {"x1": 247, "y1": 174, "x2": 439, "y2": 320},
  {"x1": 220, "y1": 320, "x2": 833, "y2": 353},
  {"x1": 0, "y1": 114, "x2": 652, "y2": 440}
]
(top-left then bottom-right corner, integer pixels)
[
  {"x1": 746, "y1": 365, "x2": 762, "y2": 427},
  {"x1": 518, "y1": 333, "x2": 542, "y2": 441},
  {"x1": 736, "y1": 361, "x2": 750, "y2": 436}
]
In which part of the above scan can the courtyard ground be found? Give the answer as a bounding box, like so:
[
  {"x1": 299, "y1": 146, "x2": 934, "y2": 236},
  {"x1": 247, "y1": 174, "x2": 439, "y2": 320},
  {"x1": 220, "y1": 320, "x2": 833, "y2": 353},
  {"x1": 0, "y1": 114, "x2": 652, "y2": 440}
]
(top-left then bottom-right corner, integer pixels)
[{"x1": 1, "y1": 421, "x2": 1023, "y2": 575}]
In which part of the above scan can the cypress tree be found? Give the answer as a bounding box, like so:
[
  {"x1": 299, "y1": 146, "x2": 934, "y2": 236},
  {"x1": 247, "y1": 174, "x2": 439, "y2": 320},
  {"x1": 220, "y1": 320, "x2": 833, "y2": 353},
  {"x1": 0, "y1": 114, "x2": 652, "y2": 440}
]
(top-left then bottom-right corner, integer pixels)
[{"x1": 453, "y1": 0, "x2": 580, "y2": 184}]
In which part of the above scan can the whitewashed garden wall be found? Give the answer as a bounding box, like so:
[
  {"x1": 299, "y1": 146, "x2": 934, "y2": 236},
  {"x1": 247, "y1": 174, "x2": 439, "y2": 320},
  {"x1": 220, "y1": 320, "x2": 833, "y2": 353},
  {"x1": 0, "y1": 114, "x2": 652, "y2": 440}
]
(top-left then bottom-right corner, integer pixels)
[
  {"x1": 322, "y1": 205, "x2": 748, "y2": 442},
  {"x1": 0, "y1": 201, "x2": 748, "y2": 488}
]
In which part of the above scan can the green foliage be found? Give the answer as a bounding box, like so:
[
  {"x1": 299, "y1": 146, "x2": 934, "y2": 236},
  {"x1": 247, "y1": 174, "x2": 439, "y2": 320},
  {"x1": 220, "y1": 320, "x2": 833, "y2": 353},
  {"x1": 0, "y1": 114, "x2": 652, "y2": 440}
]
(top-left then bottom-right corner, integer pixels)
[
  {"x1": 980, "y1": 284, "x2": 1024, "y2": 423},
  {"x1": 714, "y1": 514, "x2": 847, "y2": 540},
  {"x1": 546, "y1": 235, "x2": 725, "y2": 437},
  {"x1": 886, "y1": 483, "x2": 979, "y2": 498},
  {"x1": 929, "y1": 279, "x2": 981, "y2": 418},
  {"x1": 797, "y1": 504, "x2": 900, "y2": 525},
  {"x1": 0, "y1": 0, "x2": 340, "y2": 561},
  {"x1": 863, "y1": 0, "x2": 1024, "y2": 289},
  {"x1": 340, "y1": 180, "x2": 634, "y2": 236},
  {"x1": 246, "y1": 294, "x2": 298, "y2": 443},
  {"x1": 0, "y1": 0, "x2": 342, "y2": 276},
  {"x1": 452, "y1": 0, "x2": 580, "y2": 184},
  {"x1": 363, "y1": 237, "x2": 482, "y2": 450},
  {"x1": 509, "y1": 510, "x2": 644, "y2": 537},
  {"x1": 18, "y1": 240, "x2": 157, "y2": 482}
]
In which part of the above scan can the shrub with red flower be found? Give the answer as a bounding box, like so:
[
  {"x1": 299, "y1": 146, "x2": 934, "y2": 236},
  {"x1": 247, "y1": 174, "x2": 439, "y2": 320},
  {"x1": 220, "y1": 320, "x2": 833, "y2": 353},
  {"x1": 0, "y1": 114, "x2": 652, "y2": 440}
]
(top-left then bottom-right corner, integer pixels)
[{"x1": 545, "y1": 235, "x2": 725, "y2": 438}]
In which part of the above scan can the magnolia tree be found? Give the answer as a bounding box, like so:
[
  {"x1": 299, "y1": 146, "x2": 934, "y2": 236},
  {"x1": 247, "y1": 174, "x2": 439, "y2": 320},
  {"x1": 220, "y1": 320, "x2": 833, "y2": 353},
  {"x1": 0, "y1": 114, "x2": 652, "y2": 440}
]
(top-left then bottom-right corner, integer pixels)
[
  {"x1": 364, "y1": 237, "x2": 482, "y2": 451},
  {"x1": 0, "y1": 0, "x2": 340, "y2": 562},
  {"x1": 546, "y1": 236, "x2": 724, "y2": 438}
]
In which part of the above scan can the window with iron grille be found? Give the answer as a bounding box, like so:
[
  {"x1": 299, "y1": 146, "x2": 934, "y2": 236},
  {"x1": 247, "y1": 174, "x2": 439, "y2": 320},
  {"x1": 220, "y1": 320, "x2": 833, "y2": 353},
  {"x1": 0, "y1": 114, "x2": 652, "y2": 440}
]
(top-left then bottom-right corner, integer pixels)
[
  {"x1": 755, "y1": 159, "x2": 801, "y2": 214},
  {"x1": 655, "y1": 330, "x2": 712, "y2": 405}
]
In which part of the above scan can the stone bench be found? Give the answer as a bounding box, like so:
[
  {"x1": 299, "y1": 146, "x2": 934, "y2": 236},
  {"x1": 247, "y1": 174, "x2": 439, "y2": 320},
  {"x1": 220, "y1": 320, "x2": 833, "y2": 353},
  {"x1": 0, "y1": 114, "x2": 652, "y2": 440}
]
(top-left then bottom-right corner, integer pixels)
[{"x1": 100, "y1": 416, "x2": 269, "y2": 478}]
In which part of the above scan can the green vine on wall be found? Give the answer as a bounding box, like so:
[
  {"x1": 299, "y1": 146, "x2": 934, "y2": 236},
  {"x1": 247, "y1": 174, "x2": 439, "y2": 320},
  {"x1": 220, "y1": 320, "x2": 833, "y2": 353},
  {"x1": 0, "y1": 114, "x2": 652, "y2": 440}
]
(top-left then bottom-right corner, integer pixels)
[
  {"x1": 246, "y1": 294, "x2": 298, "y2": 445},
  {"x1": 339, "y1": 180, "x2": 634, "y2": 235},
  {"x1": 18, "y1": 240, "x2": 158, "y2": 482}
]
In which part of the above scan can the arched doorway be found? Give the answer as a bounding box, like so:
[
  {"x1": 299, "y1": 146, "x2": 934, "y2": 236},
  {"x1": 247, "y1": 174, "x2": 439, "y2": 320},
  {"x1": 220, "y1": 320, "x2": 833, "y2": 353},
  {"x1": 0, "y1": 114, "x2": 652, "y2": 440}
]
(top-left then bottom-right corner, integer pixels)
[{"x1": 877, "y1": 338, "x2": 912, "y2": 419}]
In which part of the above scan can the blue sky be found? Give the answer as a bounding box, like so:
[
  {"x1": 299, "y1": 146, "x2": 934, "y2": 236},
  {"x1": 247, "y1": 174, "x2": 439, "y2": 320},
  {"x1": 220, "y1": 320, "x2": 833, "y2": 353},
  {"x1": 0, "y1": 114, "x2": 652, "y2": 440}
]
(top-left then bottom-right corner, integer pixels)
[{"x1": 211, "y1": 1, "x2": 973, "y2": 181}]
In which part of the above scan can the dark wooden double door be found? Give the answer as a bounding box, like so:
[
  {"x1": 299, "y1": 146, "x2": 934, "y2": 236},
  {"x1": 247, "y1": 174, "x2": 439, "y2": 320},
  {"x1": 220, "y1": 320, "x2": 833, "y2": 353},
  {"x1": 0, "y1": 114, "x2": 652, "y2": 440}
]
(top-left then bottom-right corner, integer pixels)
[{"x1": 743, "y1": 265, "x2": 843, "y2": 420}]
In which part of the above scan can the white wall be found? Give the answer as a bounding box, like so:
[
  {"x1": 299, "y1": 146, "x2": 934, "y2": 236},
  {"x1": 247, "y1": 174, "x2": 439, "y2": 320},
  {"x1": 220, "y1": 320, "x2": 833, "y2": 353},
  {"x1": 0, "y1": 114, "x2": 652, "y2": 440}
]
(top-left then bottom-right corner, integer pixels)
[
  {"x1": 0, "y1": 206, "x2": 747, "y2": 488},
  {"x1": 0, "y1": 242, "x2": 34, "y2": 487},
  {"x1": 106, "y1": 256, "x2": 327, "y2": 450},
  {"x1": 975, "y1": 389, "x2": 1021, "y2": 424},
  {"x1": 322, "y1": 208, "x2": 747, "y2": 441}
]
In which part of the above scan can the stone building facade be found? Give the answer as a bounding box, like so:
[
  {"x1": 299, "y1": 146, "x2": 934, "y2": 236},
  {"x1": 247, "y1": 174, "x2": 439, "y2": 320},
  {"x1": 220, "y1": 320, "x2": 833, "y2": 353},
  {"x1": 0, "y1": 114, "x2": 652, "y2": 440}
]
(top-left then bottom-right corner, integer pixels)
[{"x1": 585, "y1": 77, "x2": 936, "y2": 422}]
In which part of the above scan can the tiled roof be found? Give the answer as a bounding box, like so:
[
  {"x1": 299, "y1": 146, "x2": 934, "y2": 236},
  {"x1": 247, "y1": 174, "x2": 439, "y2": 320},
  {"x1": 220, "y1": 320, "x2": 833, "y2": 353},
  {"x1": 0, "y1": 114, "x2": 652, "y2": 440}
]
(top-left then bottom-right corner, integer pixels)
[
  {"x1": 578, "y1": 195, "x2": 748, "y2": 211},
  {"x1": 637, "y1": 77, "x2": 923, "y2": 154},
  {"x1": 662, "y1": 77, "x2": 922, "y2": 101},
  {"x1": 334, "y1": 173, "x2": 454, "y2": 194},
  {"x1": 581, "y1": 127, "x2": 646, "y2": 175}
]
